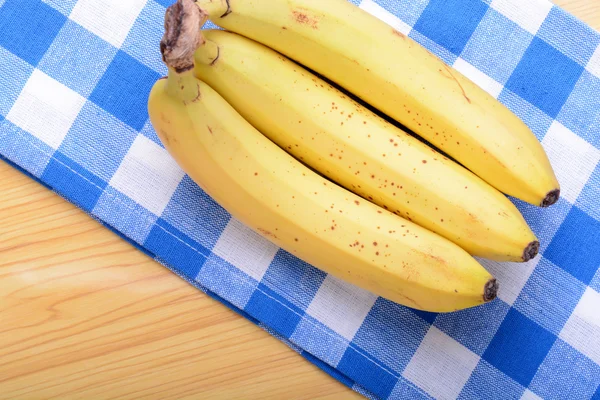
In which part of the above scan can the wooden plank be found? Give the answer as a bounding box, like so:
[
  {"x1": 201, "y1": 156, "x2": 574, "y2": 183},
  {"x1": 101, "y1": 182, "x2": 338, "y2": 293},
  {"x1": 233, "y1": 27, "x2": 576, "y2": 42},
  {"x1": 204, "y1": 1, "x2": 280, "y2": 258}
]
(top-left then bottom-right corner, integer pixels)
[{"x1": 0, "y1": 161, "x2": 361, "y2": 400}]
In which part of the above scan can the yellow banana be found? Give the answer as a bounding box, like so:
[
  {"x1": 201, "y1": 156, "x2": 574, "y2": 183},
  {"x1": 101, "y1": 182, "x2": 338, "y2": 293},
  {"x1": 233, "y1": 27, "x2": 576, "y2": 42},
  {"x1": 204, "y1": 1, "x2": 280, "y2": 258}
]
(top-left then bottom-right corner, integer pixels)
[
  {"x1": 193, "y1": 29, "x2": 539, "y2": 262},
  {"x1": 195, "y1": 0, "x2": 560, "y2": 208},
  {"x1": 148, "y1": 0, "x2": 498, "y2": 313}
]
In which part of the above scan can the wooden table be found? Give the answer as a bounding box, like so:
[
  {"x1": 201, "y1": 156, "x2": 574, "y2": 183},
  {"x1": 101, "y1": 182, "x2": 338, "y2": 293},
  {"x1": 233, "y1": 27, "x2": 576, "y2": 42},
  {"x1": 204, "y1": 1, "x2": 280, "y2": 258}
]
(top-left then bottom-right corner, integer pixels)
[{"x1": 1, "y1": 2, "x2": 598, "y2": 398}]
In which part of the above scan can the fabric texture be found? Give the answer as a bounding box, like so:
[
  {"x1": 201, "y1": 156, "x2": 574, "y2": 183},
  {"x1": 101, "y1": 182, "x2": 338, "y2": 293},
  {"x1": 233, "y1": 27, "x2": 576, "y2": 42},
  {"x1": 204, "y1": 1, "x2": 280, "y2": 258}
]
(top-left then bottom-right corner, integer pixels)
[{"x1": 1, "y1": 0, "x2": 600, "y2": 398}]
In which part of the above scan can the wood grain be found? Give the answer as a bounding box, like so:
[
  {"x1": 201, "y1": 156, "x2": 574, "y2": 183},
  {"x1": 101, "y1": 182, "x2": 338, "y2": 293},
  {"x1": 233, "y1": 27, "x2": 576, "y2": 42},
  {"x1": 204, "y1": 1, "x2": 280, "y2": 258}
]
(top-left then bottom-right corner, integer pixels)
[
  {"x1": 0, "y1": 161, "x2": 361, "y2": 399},
  {"x1": 1, "y1": 2, "x2": 598, "y2": 399}
]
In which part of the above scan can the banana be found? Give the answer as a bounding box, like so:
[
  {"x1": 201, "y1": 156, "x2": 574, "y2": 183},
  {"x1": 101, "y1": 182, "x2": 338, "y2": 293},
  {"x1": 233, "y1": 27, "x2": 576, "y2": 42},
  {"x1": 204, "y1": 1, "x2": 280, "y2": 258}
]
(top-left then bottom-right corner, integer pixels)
[
  {"x1": 195, "y1": 0, "x2": 560, "y2": 208},
  {"x1": 193, "y1": 29, "x2": 539, "y2": 262},
  {"x1": 148, "y1": 0, "x2": 498, "y2": 313}
]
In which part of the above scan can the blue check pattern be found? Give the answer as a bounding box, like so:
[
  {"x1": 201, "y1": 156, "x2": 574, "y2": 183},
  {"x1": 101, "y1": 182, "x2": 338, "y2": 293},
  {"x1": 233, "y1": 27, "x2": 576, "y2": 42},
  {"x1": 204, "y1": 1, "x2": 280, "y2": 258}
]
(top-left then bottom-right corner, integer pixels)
[{"x1": 1, "y1": 0, "x2": 600, "y2": 398}]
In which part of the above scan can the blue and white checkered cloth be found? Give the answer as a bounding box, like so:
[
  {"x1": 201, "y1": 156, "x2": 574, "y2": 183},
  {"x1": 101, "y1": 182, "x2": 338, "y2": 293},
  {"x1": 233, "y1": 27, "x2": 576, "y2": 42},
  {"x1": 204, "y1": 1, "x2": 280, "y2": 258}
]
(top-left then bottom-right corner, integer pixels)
[{"x1": 1, "y1": 0, "x2": 599, "y2": 398}]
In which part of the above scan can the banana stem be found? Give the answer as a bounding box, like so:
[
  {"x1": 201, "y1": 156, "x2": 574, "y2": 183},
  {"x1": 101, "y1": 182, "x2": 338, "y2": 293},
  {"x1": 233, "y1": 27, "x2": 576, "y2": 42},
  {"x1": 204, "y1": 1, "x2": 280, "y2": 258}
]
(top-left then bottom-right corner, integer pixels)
[
  {"x1": 160, "y1": 0, "x2": 207, "y2": 102},
  {"x1": 160, "y1": 0, "x2": 206, "y2": 72},
  {"x1": 166, "y1": 68, "x2": 199, "y2": 102}
]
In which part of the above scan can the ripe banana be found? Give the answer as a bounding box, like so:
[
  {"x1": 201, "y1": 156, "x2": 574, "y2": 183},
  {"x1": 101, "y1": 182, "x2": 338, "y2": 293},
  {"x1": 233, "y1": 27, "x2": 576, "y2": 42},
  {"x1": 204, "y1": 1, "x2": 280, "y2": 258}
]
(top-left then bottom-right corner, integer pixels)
[
  {"x1": 193, "y1": 29, "x2": 539, "y2": 262},
  {"x1": 149, "y1": 0, "x2": 498, "y2": 313},
  {"x1": 195, "y1": 0, "x2": 560, "y2": 208}
]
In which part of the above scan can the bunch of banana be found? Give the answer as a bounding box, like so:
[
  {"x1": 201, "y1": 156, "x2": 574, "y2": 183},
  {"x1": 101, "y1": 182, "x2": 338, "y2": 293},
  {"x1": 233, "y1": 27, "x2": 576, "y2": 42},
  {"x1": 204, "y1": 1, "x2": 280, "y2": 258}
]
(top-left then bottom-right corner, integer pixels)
[
  {"x1": 194, "y1": 0, "x2": 560, "y2": 208},
  {"x1": 149, "y1": 0, "x2": 562, "y2": 312},
  {"x1": 149, "y1": 0, "x2": 498, "y2": 313},
  {"x1": 193, "y1": 29, "x2": 539, "y2": 263}
]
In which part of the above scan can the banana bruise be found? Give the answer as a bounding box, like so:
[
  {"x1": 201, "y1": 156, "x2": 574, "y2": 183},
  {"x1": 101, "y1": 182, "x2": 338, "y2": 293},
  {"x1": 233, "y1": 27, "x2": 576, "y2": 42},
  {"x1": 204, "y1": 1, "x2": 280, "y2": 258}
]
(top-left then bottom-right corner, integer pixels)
[
  {"x1": 193, "y1": 29, "x2": 539, "y2": 262},
  {"x1": 149, "y1": 0, "x2": 498, "y2": 313},
  {"x1": 195, "y1": 0, "x2": 560, "y2": 208}
]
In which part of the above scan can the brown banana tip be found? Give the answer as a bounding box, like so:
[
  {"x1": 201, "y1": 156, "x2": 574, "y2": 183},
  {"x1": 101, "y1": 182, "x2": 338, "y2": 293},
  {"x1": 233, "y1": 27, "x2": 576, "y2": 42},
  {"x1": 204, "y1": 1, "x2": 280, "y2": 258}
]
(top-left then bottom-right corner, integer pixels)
[
  {"x1": 540, "y1": 189, "x2": 560, "y2": 207},
  {"x1": 483, "y1": 279, "x2": 499, "y2": 302},
  {"x1": 523, "y1": 240, "x2": 540, "y2": 262}
]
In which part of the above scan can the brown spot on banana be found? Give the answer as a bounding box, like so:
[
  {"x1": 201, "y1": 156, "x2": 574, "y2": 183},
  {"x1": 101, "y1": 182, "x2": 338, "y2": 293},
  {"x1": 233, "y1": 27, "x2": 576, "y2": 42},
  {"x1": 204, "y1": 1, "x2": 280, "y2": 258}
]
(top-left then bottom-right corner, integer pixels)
[
  {"x1": 257, "y1": 228, "x2": 278, "y2": 239},
  {"x1": 426, "y1": 252, "x2": 447, "y2": 265},
  {"x1": 182, "y1": 83, "x2": 201, "y2": 105},
  {"x1": 292, "y1": 9, "x2": 319, "y2": 28},
  {"x1": 209, "y1": 46, "x2": 221, "y2": 66},
  {"x1": 439, "y1": 64, "x2": 471, "y2": 104},
  {"x1": 392, "y1": 29, "x2": 406, "y2": 39},
  {"x1": 220, "y1": 0, "x2": 232, "y2": 17},
  {"x1": 158, "y1": 129, "x2": 170, "y2": 144}
]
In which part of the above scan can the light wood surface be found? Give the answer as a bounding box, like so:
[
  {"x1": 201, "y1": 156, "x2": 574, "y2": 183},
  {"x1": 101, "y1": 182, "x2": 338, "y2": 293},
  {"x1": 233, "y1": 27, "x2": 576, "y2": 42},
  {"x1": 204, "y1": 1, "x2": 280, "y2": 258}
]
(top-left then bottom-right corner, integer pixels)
[
  {"x1": 1, "y1": 2, "x2": 598, "y2": 399},
  {"x1": 0, "y1": 161, "x2": 362, "y2": 399}
]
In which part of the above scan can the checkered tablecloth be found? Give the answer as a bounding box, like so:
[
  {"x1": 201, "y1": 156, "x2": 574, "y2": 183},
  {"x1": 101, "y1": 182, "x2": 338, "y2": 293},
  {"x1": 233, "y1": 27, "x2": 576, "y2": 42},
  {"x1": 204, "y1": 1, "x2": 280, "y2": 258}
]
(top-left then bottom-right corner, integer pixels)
[{"x1": 1, "y1": 0, "x2": 599, "y2": 398}]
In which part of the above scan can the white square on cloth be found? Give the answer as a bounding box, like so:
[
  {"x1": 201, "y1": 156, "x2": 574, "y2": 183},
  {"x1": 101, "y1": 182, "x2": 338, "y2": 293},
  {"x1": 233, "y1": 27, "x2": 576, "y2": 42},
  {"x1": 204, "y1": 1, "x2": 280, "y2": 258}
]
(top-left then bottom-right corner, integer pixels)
[
  {"x1": 542, "y1": 121, "x2": 600, "y2": 204},
  {"x1": 359, "y1": 0, "x2": 412, "y2": 36},
  {"x1": 560, "y1": 287, "x2": 600, "y2": 365},
  {"x1": 479, "y1": 256, "x2": 540, "y2": 306},
  {"x1": 211, "y1": 217, "x2": 279, "y2": 282},
  {"x1": 490, "y1": 0, "x2": 553, "y2": 35},
  {"x1": 306, "y1": 274, "x2": 378, "y2": 341},
  {"x1": 587, "y1": 45, "x2": 600, "y2": 79},
  {"x1": 69, "y1": 0, "x2": 147, "y2": 48},
  {"x1": 109, "y1": 134, "x2": 185, "y2": 216},
  {"x1": 403, "y1": 326, "x2": 480, "y2": 400},
  {"x1": 7, "y1": 69, "x2": 85, "y2": 150},
  {"x1": 453, "y1": 58, "x2": 504, "y2": 98},
  {"x1": 521, "y1": 389, "x2": 544, "y2": 400}
]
